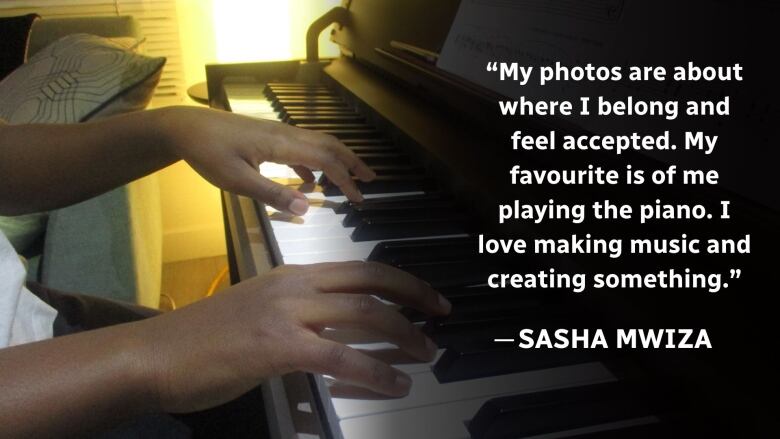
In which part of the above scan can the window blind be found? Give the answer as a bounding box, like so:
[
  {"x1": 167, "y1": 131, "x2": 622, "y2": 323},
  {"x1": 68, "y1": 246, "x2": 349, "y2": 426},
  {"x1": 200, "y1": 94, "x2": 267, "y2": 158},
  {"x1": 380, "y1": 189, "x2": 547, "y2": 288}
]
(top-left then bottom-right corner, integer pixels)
[{"x1": 0, "y1": 0, "x2": 186, "y2": 104}]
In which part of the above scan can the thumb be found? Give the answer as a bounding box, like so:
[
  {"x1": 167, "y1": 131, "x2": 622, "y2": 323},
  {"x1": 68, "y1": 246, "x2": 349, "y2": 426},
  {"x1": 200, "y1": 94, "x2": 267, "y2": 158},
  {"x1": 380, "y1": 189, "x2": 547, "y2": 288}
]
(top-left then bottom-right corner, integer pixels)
[{"x1": 235, "y1": 167, "x2": 309, "y2": 216}]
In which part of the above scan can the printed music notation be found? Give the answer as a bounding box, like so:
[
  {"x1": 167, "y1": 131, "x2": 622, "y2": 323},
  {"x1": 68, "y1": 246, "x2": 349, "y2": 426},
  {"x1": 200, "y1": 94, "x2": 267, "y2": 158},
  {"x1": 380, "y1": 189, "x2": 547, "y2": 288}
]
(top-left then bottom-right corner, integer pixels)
[{"x1": 474, "y1": 0, "x2": 625, "y2": 23}]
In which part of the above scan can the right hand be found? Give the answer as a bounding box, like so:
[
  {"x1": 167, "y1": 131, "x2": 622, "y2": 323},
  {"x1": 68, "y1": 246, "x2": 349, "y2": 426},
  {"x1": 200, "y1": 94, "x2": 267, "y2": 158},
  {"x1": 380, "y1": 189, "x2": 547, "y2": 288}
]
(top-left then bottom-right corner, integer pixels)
[
  {"x1": 135, "y1": 261, "x2": 451, "y2": 413},
  {"x1": 160, "y1": 107, "x2": 376, "y2": 216}
]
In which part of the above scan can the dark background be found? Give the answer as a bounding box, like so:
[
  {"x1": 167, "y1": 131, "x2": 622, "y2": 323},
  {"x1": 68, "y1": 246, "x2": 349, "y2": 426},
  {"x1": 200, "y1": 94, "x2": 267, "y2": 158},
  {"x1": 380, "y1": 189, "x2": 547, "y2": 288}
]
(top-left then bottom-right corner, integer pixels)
[{"x1": 334, "y1": 0, "x2": 779, "y2": 433}]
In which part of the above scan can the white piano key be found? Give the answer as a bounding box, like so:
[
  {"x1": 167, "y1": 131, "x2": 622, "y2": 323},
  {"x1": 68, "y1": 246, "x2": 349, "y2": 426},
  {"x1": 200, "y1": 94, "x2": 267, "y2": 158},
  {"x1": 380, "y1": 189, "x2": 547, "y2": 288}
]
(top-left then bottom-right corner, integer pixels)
[
  {"x1": 282, "y1": 251, "x2": 371, "y2": 265},
  {"x1": 277, "y1": 238, "x2": 375, "y2": 258},
  {"x1": 339, "y1": 397, "x2": 481, "y2": 439},
  {"x1": 330, "y1": 362, "x2": 614, "y2": 420},
  {"x1": 260, "y1": 162, "x2": 298, "y2": 178},
  {"x1": 272, "y1": 223, "x2": 355, "y2": 241},
  {"x1": 269, "y1": 212, "x2": 348, "y2": 227},
  {"x1": 279, "y1": 233, "x2": 470, "y2": 264},
  {"x1": 349, "y1": 342, "x2": 443, "y2": 376},
  {"x1": 340, "y1": 402, "x2": 658, "y2": 439}
]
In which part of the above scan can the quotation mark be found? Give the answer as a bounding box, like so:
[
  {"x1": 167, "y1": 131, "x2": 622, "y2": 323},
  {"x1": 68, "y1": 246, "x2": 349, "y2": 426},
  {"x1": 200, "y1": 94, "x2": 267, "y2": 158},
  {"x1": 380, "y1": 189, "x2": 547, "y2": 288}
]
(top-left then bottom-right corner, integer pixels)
[
  {"x1": 486, "y1": 61, "x2": 498, "y2": 72},
  {"x1": 722, "y1": 268, "x2": 742, "y2": 289}
]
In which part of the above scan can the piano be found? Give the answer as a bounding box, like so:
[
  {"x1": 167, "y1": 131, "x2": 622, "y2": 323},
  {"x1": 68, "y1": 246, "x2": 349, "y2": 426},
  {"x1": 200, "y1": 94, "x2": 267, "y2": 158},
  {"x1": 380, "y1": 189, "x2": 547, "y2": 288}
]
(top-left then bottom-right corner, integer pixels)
[{"x1": 206, "y1": 1, "x2": 777, "y2": 437}]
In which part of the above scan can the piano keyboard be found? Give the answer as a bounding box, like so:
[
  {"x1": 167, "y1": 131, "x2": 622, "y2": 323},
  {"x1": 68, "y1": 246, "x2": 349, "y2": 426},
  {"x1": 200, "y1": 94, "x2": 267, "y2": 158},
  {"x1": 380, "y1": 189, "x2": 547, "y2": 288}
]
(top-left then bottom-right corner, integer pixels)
[{"x1": 223, "y1": 82, "x2": 705, "y2": 439}]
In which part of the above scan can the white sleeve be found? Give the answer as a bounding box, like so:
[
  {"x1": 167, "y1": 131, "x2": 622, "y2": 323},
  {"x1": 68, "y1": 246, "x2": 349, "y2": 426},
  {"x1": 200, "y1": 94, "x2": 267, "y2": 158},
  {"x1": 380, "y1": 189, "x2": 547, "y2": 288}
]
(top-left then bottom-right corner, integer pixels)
[{"x1": 0, "y1": 232, "x2": 57, "y2": 348}]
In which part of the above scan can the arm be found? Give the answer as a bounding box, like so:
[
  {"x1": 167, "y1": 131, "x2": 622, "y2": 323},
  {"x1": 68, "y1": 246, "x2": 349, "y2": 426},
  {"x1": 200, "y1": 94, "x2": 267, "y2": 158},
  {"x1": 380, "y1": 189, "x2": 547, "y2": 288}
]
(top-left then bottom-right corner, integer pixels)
[
  {"x1": 0, "y1": 263, "x2": 451, "y2": 438},
  {"x1": 0, "y1": 106, "x2": 374, "y2": 216}
]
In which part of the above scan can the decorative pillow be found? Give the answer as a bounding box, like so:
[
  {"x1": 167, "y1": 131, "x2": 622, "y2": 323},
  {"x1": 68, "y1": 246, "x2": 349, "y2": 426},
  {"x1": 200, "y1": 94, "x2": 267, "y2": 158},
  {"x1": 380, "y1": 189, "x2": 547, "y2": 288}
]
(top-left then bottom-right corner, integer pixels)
[
  {"x1": 0, "y1": 14, "x2": 39, "y2": 80},
  {"x1": 0, "y1": 33, "x2": 165, "y2": 123},
  {"x1": 0, "y1": 33, "x2": 165, "y2": 253}
]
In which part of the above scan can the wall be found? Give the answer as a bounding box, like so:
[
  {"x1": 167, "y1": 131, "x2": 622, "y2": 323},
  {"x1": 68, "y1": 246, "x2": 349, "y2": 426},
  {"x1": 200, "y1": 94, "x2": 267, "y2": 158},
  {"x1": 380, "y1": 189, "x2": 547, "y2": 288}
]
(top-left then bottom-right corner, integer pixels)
[{"x1": 160, "y1": 0, "x2": 340, "y2": 262}]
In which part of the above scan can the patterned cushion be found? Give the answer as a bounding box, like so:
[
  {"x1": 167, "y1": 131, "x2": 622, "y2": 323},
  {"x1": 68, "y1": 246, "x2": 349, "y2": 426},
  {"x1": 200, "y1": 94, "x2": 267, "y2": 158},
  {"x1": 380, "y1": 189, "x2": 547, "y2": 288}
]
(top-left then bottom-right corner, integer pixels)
[
  {"x1": 0, "y1": 34, "x2": 165, "y2": 254},
  {"x1": 0, "y1": 33, "x2": 165, "y2": 124}
]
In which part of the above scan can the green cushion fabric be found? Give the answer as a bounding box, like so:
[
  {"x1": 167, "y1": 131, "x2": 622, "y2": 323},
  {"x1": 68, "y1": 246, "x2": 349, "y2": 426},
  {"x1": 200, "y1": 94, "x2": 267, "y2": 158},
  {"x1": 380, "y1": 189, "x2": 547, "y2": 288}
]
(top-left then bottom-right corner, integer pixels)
[{"x1": 0, "y1": 214, "x2": 46, "y2": 254}]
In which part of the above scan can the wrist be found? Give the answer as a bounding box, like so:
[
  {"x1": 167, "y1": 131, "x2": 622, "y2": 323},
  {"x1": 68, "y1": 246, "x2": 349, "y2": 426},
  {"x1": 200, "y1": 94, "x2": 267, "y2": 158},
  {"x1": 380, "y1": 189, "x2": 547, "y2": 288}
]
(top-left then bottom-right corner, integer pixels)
[
  {"x1": 146, "y1": 106, "x2": 192, "y2": 163},
  {"x1": 106, "y1": 321, "x2": 165, "y2": 414}
]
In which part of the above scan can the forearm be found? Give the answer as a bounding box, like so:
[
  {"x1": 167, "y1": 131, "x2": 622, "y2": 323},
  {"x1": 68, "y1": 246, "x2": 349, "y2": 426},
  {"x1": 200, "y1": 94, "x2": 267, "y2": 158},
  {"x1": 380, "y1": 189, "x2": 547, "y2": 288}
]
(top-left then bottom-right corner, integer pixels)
[
  {"x1": 0, "y1": 108, "x2": 179, "y2": 215},
  {"x1": 0, "y1": 321, "x2": 157, "y2": 438}
]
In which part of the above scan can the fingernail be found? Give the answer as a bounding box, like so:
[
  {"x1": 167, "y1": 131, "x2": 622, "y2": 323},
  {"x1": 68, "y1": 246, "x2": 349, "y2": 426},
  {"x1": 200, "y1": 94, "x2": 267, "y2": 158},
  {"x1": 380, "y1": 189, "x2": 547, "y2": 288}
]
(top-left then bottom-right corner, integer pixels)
[
  {"x1": 395, "y1": 373, "x2": 412, "y2": 394},
  {"x1": 438, "y1": 295, "x2": 452, "y2": 314},
  {"x1": 288, "y1": 198, "x2": 309, "y2": 216}
]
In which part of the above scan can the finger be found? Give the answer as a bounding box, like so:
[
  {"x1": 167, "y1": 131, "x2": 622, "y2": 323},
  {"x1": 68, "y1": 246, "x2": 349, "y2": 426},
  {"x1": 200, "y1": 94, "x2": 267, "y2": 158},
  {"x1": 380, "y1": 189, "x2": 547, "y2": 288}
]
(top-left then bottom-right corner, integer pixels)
[
  {"x1": 311, "y1": 261, "x2": 451, "y2": 316},
  {"x1": 297, "y1": 336, "x2": 413, "y2": 397},
  {"x1": 299, "y1": 294, "x2": 436, "y2": 362},
  {"x1": 272, "y1": 129, "x2": 366, "y2": 202},
  {"x1": 233, "y1": 165, "x2": 309, "y2": 215},
  {"x1": 319, "y1": 158, "x2": 364, "y2": 202},
  {"x1": 324, "y1": 140, "x2": 376, "y2": 182},
  {"x1": 291, "y1": 165, "x2": 315, "y2": 183}
]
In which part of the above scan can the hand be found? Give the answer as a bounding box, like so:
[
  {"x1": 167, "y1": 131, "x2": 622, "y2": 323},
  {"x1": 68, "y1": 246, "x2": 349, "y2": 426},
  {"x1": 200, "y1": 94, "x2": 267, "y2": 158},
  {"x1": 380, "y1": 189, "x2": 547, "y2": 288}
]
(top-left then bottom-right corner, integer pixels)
[
  {"x1": 160, "y1": 106, "x2": 376, "y2": 216},
  {"x1": 135, "y1": 262, "x2": 451, "y2": 413}
]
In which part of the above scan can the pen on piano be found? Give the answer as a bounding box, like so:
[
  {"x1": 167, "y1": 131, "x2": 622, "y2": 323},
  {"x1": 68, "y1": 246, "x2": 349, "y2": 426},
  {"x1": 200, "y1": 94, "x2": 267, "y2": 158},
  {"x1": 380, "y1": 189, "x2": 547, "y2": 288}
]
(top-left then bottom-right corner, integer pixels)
[{"x1": 390, "y1": 40, "x2": 439, "y2": 64}]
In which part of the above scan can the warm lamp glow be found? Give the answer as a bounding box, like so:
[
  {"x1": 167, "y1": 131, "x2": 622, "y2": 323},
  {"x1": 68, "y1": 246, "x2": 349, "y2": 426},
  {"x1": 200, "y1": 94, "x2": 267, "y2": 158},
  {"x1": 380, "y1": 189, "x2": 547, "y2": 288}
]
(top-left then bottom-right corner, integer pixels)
[{"x1": 213, "y1": 0, "x2": 292, "y2": 62}]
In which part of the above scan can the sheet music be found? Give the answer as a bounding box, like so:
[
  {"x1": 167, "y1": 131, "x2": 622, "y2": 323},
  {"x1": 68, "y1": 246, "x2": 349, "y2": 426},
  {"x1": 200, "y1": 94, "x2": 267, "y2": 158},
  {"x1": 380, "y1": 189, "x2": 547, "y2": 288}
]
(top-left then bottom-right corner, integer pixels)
[
  {"x1": 437, "y1": 0, "x2": 627, "y2": 101},
  {"x1": 437, "y1": 0, "x2": 735, "y2": 104}
]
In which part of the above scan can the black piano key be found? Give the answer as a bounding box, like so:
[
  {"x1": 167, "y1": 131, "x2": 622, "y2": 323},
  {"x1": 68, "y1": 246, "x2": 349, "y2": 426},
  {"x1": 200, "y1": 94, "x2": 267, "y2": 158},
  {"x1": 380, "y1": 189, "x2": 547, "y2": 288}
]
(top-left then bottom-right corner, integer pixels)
[
  {"x1": 354, "y1": 152, "x2": 411, "y2": 167},
  {"x1": 320, "y1": 129, "x2": 383, "y2": 139},
  {"x1": 271, "y1": 96, "x2": 347, "y2": 107},
  {"x1": 266, "y1": 90, "x2": 332, "y2": 100},
  {"x1": 267, "y1": 90, "x2": 334, "y2": 99},
  {"x1": 283, "y1": 109, "x2": 358, "y2": 116},
  {"x1": 268, "y1": 89, "x2": 335, "y2": 95},
  {"x1": 351, "y1": 214, "x2": 471, "y2": 242},
  {"x1": 468, "y1": 381, "x2": 674, "y2": 439},
  {"x1": 346, "y1": 145, "x2": 399, "y2": 155},
  {"x1": 395, "y1": 259, "x2": 491, "y2": 291},
  {"x1": 341, "y1": 138, "x2": 394, "y2": 146},
  {"x1": 287, "y1": 115, "x2": 366, "y2": 124},
  {"x1": 421, "y1": 296, "x2": 580, "y2": 347},
  {"x1": 269, "y1": 92, "x2": 334, "y2": 100},
  {"x1": 321, "y1": 175, "x2": 434, "y2": 196},
  {"x1": 273, "y1": 100, "x2": 349, "y2": 110},
  {"x1": 335, "y1": 193, "x2": 444, "y2": 214},
  {"x1": 294, "y1": 123, "x2": 374, "y2": 131},
  {"x1": 438, "y1": 285, "x2": 529, "y2": 300},
  {"x1": 367, "y1": 236, "x2": 475, "y2": 265},
  {"x1": 343, "y1": 202, "x2": 456, "y2": 227},
  {"x1": 268, "y1": 88, "x2": 336, "y2": 94},
  {"x1": 402, "y1": 285, "x2": 567, "y2": 325},
  {"x1": 266, "y1": 88, "x2": 330, "y2": 94},
  {"x1": 266, "y1": 83, "x2": 329, "y2": 89},
  {"x1": 401, "y1": 288, "x2": 541, "y2": 323},
  {"x1": 281, "y1": 111, "x2": 361, "y2": 123},
  {"x1": 279, "y1": 106, "x2": 351, "y2": 114},
  {"x1": 316, "y1": 164, "x2": 419, "y2": 183},
  {"x1": 434, "y1": 339, "x2": 601, "y2": 383},
  {"x1": 366, "y1": 165, "x2": 427, "y2": 177},
  {"x1": 405, "y1": 287, "x2": 553, "y2": 321}
]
